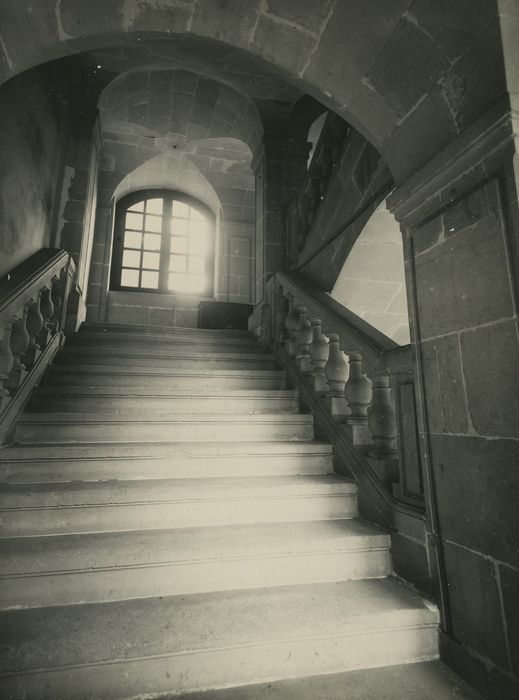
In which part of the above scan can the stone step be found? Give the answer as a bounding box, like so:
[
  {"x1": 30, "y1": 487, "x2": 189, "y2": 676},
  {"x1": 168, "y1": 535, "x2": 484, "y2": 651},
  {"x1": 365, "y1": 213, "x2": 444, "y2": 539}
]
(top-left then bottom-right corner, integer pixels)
[
  {"x1": 55, "y1": 347, "x2": 276, "y2": 370},
  {"x1": 0, "y1": 441, "x2": 333, "y2": 483},
  {"x1": 15, "y1": 412, "x2": 314, "y2": 444},
  {"x1": 79, "y1": 323, "x2": 253, "y2": 342},
  {"x1": 0, "y1": 519, "x2": 390, "y2": 609},
  {"x1": 165, "y1": 662, "x2": 482, "y2": 700},
  {"x1": 27, "y1": 389, "x2": 300, "y2": 415},
  {"x1": 45, "y1": 365, "x2": 286, "y2": 390},
  {"x1": 0, "y1": 579, "x2": 439, "y2": 699},
  {"x1": 0, "y1": 474, "x2": 357, "y2": 536},
  {"x1": 68, "y1": 334, "x2": 263, "y2": 354}
]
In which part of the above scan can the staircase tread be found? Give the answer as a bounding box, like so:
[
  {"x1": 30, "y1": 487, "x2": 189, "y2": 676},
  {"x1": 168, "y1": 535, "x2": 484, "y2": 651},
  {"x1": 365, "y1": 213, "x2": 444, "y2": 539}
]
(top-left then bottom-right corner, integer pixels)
[
  {"x1": 18, "y1": 412, "x2": 313, "y2": 424},
  {"x1": 0, "y1": 578, "x2": 438, "y2": 675},
  {"x1": 0, "y1": 474, "x2": 356, "y2": 509},
  {"x1": 0, "y1": 440, "x2": 333, "y2": 462},
  {"x1": 33, "y1": 388, "x2": 298, "y2": 398},
  {"x1": 171, "y1": 661, "x2": 482, "y2": 700},
  {"x1": 48, "y1": 364, "x2": 284, "y2": 376},
  {"x1": 60, "y1": 348, "x2": 272, "y2": 360},
  {"x1": 0, "y1": 519, "x2": 388, "y2": 577},
  {"x1": 80, "y1": 323, "x2": 252, "y2": 336}
]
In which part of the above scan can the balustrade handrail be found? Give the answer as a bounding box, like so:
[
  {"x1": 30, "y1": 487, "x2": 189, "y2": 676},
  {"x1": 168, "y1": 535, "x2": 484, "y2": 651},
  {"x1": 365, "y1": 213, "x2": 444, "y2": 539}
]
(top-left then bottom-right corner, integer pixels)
[
  {"x1": 265, "y1": 269, "x2": 425, "y2": 512},
  {"x1": 0, "y1": 249, "x2": 72, "y2": 328},
  {"x1": 0, "y1": 248, "x2": 75, "y2": 444},
  {"x1": 275, "y1": 270, "x2": 398, "y2": 370}
]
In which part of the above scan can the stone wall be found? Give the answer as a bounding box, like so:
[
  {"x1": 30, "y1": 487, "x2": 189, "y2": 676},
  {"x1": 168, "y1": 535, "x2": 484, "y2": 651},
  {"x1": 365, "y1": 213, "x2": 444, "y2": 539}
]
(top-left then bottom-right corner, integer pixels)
[
  {"x1": 86, "y1": 135, "x2": 254, "y2": 328},
  {"x1": 0, "y1": 2, "x2": 505, "y2": 187},
  {"x1": 0, "y1": 65, "x2": 70, "y2": 278},
  {"x1": 389, "y1": 102, "x2": 519, "y2": 698}
]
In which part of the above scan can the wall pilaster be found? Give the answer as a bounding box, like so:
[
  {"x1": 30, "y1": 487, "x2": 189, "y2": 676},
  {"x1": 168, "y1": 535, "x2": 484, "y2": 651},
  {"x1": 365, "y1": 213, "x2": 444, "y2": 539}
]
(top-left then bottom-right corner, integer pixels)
[{"x1": 388, "y1": 98, "x2": 519, "y2": 699}]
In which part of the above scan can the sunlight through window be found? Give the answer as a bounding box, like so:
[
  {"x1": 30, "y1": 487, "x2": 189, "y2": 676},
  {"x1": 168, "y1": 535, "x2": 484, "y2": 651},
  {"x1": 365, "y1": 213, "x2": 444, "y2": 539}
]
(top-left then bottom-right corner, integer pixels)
[{"x1": 111, "y1": 191, "x2": 214, "y2": 296}]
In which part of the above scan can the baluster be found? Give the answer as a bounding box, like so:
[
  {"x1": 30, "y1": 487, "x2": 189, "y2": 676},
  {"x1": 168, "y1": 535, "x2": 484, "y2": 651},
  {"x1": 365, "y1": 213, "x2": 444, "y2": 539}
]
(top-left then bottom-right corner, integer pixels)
[
  {"x1": 344, "y1": 351, "x2": 373, "y2": 444},
  {"x1": 8, "y1": 310, "x2": 30, "y2": 394},
  {"x1": 0, "y1": 324, "x2": 14, "y2": 411},
  {"x1": 309, "y1": 319, "x2": 329, "y2": 392},
  {"x1": 50, "y1": 275, "x2": 64, "y2": 332},
  {"x1": 296, "y1": 306, "x2": 313, "y2": 373},
  {"x1": 368, "y1": 375, "x2": 399, "y2": 460},
  {"x1": 284, "y1": 294, "x2": 300, "y2": 357},
  {"x1": 323, "y1": 333, "x2": 349, "y2": 417},
  {"x1": 23, "y1": 295, "x2": 45, "y2": 368},
  {"x1": 37, "y1": 286, "x2": 55, "y2": 348}
]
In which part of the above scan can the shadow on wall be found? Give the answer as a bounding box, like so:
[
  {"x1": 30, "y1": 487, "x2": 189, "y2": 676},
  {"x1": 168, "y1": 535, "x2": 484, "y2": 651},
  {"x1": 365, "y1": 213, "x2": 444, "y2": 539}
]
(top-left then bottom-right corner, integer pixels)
[{"x1": 330, "y1": 202, "x2": 410, "y2": 345}]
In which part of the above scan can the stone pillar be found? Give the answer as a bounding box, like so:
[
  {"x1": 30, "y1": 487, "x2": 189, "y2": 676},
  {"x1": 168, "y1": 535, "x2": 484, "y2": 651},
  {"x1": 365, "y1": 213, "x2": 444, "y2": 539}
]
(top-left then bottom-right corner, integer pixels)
[
  {"x1": 58, "y1": 99, "x2": 100, "y2": 331},
  {"x1": 388, "y1": 99, "x2": 519, "y2": 695}
]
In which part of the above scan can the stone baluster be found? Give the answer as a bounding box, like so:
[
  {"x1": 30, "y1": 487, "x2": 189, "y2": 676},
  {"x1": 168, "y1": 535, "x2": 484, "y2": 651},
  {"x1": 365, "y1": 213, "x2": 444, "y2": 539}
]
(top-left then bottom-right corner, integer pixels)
[
  {"x1": 368, "y1": 375, "x2": 399, "y2": 460},
  {"x1": 309, "y1": 319, "x2": 329, "y2": 392},
  {"x1": 295, "y1": 306, "x2": 313, "y2": 373},
  {"x1": 284, "y1": 294, "x2": 300, "y2": 357},
  {"x1": 344, "y1": 351, "x2": 373, "y2": 444},
  {"x1": 50, "y1": 275, "x2": 64, "y2": 332},
  {"x1": 37, "y1": 286, "x2": 55, "y2": 348},
  {"x1": 323, "y1": 333, "x2": 349, "y2": 417},
  {"x1": 8, "y1": 310, "x2": 30, "y2": 393},
  {"x1": 0, "y1": 324, "x2": 14, "y2": 411},
  {"x1": 23, "y1": 294, "x2": 45, "y2": 368}
]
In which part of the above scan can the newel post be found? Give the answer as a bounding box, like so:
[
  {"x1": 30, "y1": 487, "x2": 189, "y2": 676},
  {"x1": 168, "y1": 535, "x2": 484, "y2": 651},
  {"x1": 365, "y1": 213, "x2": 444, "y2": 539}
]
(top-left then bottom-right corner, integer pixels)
[
  {"x1": 8, "y1": 309, "x2": 30, "y2": 394},
  {"x1": 0, "y1": 324, "x2": 14, "y2": 411},
  {"x1": 344, "y1": 350, "x2": 373, "y2": 444},
  {"x1": 284, "y1": 294, "x2": 300, "y2": 357},
  {"x1": 368, "y1": 374, "x2": 399, "y2": 459},
  {"x1": 274, "y1": 290, "x2": 289, "y2": 345}
]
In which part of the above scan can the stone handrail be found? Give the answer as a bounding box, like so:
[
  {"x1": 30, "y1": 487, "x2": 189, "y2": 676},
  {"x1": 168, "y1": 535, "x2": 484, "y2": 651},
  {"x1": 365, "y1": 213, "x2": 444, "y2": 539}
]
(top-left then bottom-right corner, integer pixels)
[
  {"x1": 261, "y1": 270, "x2": 425, "y2": 511},
  {"x1": 0, "y1": 249, "x2": 75, "y2": 443},
  {"x1": 287, "y1": 113, "x2": 350, "y2": 266}
]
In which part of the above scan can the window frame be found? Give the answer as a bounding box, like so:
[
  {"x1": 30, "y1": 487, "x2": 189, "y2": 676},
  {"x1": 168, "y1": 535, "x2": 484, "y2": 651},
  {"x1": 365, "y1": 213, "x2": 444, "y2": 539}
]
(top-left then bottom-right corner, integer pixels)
[{"x1": 110, "y1": 189, "x2": 216, "y2": 297}]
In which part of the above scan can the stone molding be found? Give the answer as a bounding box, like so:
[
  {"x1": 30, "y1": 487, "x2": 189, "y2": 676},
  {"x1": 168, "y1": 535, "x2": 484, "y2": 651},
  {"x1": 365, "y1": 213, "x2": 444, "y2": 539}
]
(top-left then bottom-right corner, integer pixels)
[{"x1": 388, "y1": 98, "x2": 515, "y2": 226}]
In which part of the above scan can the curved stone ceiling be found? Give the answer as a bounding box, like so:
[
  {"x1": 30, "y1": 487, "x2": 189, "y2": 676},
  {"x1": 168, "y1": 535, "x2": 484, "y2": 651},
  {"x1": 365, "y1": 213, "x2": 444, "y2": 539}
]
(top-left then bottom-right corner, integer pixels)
[
  {"x1": 114, "y1": 153, "x2": 222, "y2": 214},
  {"x1": 0, "y1": 0, "x2": 504, "y2": 181},
  {"x1": 99, "y1": 69, "x2": 263, "y2": 156}
]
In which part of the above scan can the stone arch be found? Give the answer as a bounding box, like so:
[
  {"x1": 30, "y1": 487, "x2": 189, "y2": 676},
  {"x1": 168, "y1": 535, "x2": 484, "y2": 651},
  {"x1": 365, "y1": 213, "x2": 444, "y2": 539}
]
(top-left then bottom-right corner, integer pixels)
[
  {"x1": 0, "y1": 1, "x2": 505, "y2": 181},
  {"x1": 113, "y1": 153, "x2": 222, "y2": 215}
]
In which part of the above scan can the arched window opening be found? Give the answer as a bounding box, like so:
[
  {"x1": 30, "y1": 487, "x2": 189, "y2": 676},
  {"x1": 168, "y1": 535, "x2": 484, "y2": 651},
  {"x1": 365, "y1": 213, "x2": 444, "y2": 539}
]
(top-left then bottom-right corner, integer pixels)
[
  {"x1": 330, "y1": 202, "x2": 410, "y2": 345},
  {"x1": 110, "y1": 190, "x2": 215, "y2": 296}
]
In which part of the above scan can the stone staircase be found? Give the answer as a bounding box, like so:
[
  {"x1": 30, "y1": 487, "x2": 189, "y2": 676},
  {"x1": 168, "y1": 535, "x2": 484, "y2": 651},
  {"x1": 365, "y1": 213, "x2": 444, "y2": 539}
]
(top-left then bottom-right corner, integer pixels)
[{"x1": 0, "y1": 324, "x2": 440, "y2": 699}]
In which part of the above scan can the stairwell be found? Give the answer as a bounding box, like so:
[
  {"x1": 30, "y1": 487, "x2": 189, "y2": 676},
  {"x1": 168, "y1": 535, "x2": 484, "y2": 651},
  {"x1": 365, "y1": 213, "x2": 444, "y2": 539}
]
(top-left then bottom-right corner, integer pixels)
[{"x1": 0, "y1": 323, "x2": 469, "y2": 699}]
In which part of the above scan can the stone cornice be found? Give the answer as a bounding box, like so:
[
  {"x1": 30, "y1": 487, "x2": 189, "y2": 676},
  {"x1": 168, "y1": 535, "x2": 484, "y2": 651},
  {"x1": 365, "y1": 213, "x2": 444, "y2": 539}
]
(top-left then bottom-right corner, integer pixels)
[{"x1": 388, "y1": 98, "x2": 515, "y2": 226}]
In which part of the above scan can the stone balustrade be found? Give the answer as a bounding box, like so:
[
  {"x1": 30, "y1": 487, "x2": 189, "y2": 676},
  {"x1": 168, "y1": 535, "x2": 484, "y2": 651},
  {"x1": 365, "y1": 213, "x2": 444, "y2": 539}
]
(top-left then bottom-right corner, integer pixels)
[
  {"x1": 276, "y1": 285, "x2": 396, "y2": 449},
  {"x1": 265, "y1": 271, "x2": 424, "y2": 509},
  {"x1": 0, "y1": 250, "x2": 75, "y2": 442}
]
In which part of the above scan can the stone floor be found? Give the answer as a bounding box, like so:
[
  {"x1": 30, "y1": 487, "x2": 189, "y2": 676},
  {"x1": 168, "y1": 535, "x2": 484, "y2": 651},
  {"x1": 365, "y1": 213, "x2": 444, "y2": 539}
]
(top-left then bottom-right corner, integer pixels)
[{"x1": 174, "y1": 661, "x2": 482, "y2": 699}]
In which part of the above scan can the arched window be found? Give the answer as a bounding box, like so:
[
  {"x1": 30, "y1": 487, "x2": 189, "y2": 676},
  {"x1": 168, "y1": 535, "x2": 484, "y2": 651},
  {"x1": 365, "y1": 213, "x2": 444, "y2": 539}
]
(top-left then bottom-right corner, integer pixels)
[{"x1": 110, "y1": 190, "x2": 215, "y2": 296}]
